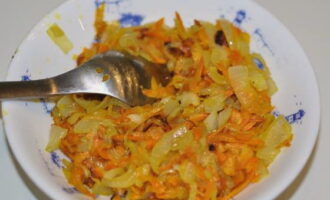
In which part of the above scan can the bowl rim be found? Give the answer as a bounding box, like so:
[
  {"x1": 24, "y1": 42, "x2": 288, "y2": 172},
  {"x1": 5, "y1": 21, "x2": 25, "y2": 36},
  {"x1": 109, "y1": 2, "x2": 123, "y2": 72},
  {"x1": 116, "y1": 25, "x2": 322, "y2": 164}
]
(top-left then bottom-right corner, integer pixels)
[
  {"x1": 244, "y1": 1, "x2": 321, "y2": 198},
  {"x1": 2, "y1": 1, "x2": 80, "y2": 199},
  {"x1": 2, "y1": 0, "x2": 321, "y2": 199}
]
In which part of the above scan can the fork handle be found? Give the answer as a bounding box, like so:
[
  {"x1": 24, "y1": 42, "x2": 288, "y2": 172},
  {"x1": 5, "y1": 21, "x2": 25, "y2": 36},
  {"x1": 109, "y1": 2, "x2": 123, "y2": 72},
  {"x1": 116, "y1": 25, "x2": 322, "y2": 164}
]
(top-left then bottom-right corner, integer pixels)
[{"x1": 0, "y1": 79, "x2": 56, "y2": 99}]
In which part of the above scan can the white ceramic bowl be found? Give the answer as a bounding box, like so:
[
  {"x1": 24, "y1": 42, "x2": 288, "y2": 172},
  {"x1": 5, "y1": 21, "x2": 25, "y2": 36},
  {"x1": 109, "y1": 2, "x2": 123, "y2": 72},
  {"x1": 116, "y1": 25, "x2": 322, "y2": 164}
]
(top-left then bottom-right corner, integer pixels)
[{"x1": 2, "y1": 0, "x2": 320, "y2": 199}]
